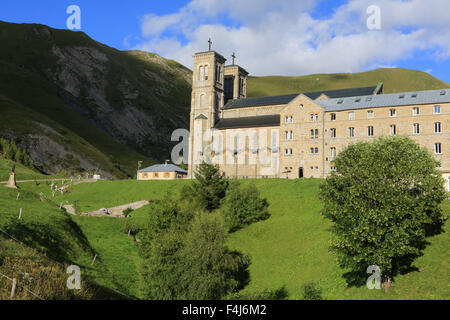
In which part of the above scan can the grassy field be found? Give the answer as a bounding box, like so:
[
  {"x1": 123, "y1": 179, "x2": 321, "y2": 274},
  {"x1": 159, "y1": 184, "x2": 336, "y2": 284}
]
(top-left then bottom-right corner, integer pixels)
[
  {"x1": 247, "y1": 68, "x2": 450, "y2": 98},
  {"x1": 0, "y1": 157, "x2": 49, "y2": 181},
  {"x1": 12, "y1": 178, "x2": 448, "y2": 300}
]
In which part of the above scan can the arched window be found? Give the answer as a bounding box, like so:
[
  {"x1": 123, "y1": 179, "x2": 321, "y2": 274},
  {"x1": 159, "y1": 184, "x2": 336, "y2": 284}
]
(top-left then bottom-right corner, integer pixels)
[
  {"x1": 204, "y1": 65, "x2": 209, "y2": 80},
  {"x1": 199, "y1": 66, "x2": 204, "y2": 81}
]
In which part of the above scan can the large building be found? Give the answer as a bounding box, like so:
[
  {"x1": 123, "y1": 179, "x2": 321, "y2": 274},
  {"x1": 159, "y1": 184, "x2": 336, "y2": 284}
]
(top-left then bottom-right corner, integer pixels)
[{"x1": 188, "y1": 49, "x2": 449, "y2": 191}]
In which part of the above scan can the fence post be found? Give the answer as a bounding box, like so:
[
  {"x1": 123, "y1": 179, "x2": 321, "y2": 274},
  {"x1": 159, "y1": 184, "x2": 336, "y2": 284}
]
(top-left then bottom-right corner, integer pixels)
[
  {"x1": 16, "y1": 192, "x2": 20, "y2": 200},
  {"x1": 18, "y1": 208, "x2": 22, "y2": 220},
  {"x1": 11, "y1": 278, "x2": 17, "y2": 298},
  {"x1": 91, "y1": 254, "x2": 97, "y2": 265}
]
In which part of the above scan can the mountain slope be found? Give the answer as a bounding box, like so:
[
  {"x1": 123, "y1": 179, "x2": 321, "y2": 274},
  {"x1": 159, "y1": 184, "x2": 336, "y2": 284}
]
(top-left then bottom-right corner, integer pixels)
[
  {"x1": 247, "y1": 68, "x2": 450, "y2": 97},
  {"x1": 0, "y1": 21, "x2": 192, "y2": 178}
]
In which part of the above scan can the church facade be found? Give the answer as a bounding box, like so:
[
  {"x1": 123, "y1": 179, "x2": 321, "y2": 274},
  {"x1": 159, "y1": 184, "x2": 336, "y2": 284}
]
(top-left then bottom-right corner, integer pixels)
[{"x1": 187, "y1": 50, "x2": 450, "y2": 191}]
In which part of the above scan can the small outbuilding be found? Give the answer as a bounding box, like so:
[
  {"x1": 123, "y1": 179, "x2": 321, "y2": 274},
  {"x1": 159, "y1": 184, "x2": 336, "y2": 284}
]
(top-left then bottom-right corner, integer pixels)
[{"x1": 137, "y1": 162, "x2": 187, "y2": 180}]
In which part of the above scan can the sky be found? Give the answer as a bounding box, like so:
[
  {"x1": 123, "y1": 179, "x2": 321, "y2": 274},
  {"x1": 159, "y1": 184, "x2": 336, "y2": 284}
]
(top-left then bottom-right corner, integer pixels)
[{"x1": 1, "y1": 0, "x2": 450, "y2": 83}]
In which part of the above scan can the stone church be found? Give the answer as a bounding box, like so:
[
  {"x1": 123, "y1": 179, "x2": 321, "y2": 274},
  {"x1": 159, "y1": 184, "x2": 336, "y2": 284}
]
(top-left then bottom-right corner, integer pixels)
[{"x1": 187, "y1": 48, "x2": 450, "y2": 191}]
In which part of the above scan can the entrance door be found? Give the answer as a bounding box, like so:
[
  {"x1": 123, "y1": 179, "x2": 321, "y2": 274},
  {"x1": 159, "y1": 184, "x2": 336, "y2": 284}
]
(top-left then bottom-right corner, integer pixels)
[{"x1": 299, "y1": 167, "x2": 304, "y2": 178}]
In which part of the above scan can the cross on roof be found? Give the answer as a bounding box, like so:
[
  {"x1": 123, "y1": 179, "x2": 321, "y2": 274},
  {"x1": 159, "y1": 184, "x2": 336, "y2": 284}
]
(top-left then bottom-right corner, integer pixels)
[
  {"x1": 232, "y1": 52, "x2": 236, "y2": 65},
  {"x1": 208, "y1": 38, "x2": 212, "y2": 51}
]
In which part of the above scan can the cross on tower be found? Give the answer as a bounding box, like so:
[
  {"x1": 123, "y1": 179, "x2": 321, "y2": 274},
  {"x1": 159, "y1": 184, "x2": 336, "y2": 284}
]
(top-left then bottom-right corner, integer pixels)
[
  {"x1": 208, "y1": 38, "x2": 212, "y2": 51},
  {"x1": 232, "y1": 52, "x2": 236, "y2": 65}
]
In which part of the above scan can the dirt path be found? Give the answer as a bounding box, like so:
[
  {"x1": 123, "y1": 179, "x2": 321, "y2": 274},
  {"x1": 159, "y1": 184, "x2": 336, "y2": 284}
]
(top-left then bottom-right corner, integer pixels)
[{"x1": 64, "y1": 200, "x2": 150, "y2": 218}]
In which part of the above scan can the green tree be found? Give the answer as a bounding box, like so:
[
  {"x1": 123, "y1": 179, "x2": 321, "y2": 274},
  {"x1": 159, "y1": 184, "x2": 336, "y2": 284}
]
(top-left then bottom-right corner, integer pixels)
[
  {"x1": 319, "y1": 136, "x2": 447, "y2": 291},
  {"x1": 179, "y1": 213, "x2": 250, "y2": 299},
  {"x1": 192, "y1": 162, "x2": 229, "y2": 212},
  {"x1": 139, "y1": 198, "x2": 249, "y2": 300},
  {"x1": 222, "y1": 181, "x2": 270, "y2": 232}
]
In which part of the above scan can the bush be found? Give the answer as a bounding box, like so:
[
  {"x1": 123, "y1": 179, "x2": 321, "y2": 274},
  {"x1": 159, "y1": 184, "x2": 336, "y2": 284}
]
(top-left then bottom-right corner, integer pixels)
[
  {"x1": 222, "y1": 181, "x2": 270, "y2": 232},
  {"x1": 301, "y1": 282, "x2": 322, "y2": 300}
]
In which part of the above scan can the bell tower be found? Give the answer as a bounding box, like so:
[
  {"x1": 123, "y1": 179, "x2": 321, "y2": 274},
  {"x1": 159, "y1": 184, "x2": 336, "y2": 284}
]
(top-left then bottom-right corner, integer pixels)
[
  {"x1": 224, "y1": 53, "x2": 249, "y2": 104},
  {"x1": 188, "y1": 40, "x2": 226, "y2": 177}
]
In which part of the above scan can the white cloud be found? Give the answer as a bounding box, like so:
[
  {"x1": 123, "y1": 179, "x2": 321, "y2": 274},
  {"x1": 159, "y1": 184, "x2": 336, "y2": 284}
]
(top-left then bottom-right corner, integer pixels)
[{"x1": 133, "y1": 0, "x2": 450, "y2": 76}]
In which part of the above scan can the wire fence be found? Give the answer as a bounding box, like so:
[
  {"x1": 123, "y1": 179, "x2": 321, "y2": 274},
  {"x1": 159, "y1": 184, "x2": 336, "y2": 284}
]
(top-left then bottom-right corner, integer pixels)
[{"x1": 0, "y1": 227, "x2": 136, "y2": 300}]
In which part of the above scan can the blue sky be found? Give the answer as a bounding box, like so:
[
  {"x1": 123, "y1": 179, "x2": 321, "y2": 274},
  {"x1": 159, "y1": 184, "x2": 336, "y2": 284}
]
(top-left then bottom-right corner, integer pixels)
[{"x1": 1, "y1": 0, "x2": 449, "y2": 83}]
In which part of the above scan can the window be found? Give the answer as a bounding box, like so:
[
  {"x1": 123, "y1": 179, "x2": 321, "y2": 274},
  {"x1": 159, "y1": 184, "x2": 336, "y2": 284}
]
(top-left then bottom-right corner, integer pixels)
[
  {"x1": 330, "y1": 113, "x2": 336, "y2": 121},
  {"x1": 390, "y1": 124, "x2": 397, "y2": 136},
  {"x1": 310, "y1": 147, "x2": 319, "y2": 154},
  {"x1": 311, "y1": 114, "x2": 319, "y2": 122},
  {"x1": 330, "y1": 166, "x2": 336, "y2": 171},
  {"x1": 368, "y1": 126, "x2": 374, "y2": 137},
  {"x1": 330, "y1": 128, "x2": 336, "y2": 138},
  {"x1": 390, "y1": 109, "x2": 396, "y2": 117},
  {"x1": 200, "y1": 94, "x2": 205, "y2": 108},
  {"x1": 330, "y1": 147, "x2": 336, "y2": 160},
  {"x1": 348, "y1": 112, "x2": 355, "y2": 120},
  {"x1": 199, "y1": 66, "x2": 204, "y2": 81},
  {"x1": 204, "y1": 65, "x2": 209, "y2": 80},
  {"x1": 413, "y1": 123, "x2": 420, "y2": 135},
  {"x1": 337, "y1": 99, "x2": 344, "y2": 104},
  {"x1": 154, "y1": 173, "x2": 159, "y2": 178},
  {"x1": 348, "y1": 127, "x2": 355, "y2": 137},
  {"x1": 434, "y1": 105, "x2": 441, "y2": 114},
  {"x1": 413, "y1": 107, "x2": 420, "y2": 115},
  {"x1": 435, "y1": 143, "x2": 442, "y2": 154},
  {"x1": 285, "y1": 116, "x2": 293, "y2": 123},
  {"x1": 367, "y1": 110, "x2": 374, "y2": 119},
  {"x1": 285, "y1": 148, "x2": 293, "y2": 155},
  {"x1": 285, "y1": 131, "x2": 293, "y2": 141},
  {"x1": 165, "y1": 173, "x2": 169, "y2": 178},
  {"x1": 435, "y1": 122, "x2": 441, "y2": 133},
  {"x1": 310, "y1": 129, "x2": 319, "y2": 139}
]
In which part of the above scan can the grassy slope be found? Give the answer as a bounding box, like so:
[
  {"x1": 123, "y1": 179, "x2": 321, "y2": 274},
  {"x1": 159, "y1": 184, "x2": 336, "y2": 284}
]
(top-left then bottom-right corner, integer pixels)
[
  {"x1": 0, "y1": 182, "x2": 136, "y2": 299},
  {"x1": 38, "y1": 179, "x2": 450, "y2": 300},
  {"x1": 0, "y1": 157, "x2": 48, "y2": 181},
  {"x1": 247, "y1": 68, "x2": 450, "y2": 97}
]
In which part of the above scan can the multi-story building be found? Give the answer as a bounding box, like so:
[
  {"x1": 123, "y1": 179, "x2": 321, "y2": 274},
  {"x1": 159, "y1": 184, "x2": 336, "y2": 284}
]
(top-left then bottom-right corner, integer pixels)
[{"x1": 188, "y1": 49, "x2": 449, "y2": 191}]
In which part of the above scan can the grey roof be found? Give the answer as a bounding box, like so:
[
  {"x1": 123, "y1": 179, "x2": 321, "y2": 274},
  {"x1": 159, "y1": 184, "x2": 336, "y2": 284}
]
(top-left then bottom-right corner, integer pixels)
[
  {"x1": 316, "y1": 89, "x2": 450, "y2": 112},
  {"x1": 214, "y1": 114, "x2": 280, "y2": 130},
  {"x1": 222, "y1": 85, "x2": 381, "y2": 110},
  {"x1": 138, "y1": 164, "x2": 187, "y2": 174}
]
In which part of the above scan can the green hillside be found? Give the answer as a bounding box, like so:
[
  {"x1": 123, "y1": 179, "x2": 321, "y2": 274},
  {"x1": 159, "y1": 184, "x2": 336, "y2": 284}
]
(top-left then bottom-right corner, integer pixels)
[
  {"x1": 0, "y1": 157, "x2": 48, "y2": 181},
  {"x1": 0, "y1": 21, "x2": 191, "y2": 178},
  {"x1": 247, "y1": 68, "x2": 450, "y2": 97},
  {"x1": 20, "y1": 179, "x2": 450, "y2": 300}
]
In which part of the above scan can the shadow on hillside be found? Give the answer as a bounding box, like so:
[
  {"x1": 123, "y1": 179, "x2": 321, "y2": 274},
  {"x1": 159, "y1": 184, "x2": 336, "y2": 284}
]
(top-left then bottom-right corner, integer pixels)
[{"x1": 3, "y1": 217, "x2": 95, "y2": 264}]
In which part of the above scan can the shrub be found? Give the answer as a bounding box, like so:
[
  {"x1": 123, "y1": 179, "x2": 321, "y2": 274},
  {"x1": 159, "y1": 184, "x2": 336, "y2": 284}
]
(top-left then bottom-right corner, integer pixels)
[
  {"x1": 222, "y1": 181, "x2": 270, "y2": 232},
  {"x1": 301, "y1": 282, "x2": 322, "y2": 300}
]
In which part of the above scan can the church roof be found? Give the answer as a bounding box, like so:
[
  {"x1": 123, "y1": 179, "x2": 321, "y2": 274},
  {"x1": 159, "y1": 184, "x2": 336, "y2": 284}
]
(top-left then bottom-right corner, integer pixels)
[
  {"x1": 214, "y1": 114, "x2": 280, "y2": 130},
  {"x1": 222, "y1": 85, "x2": 381, "y2": 110},
  {"x1": 316, "y1": 88, "x2": 450, "y2": 112},
  {"x1": 138, "y1": 163, "x2": 187, "y2": 174}
]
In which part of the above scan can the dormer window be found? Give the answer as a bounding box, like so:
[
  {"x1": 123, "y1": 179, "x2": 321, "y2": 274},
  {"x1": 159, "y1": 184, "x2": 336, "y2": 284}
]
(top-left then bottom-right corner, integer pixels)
[
  {"x1": 399, "y1": 94, "x2": 405, "y2": 99},
  {"x1": 413, "y1": 107, "x2": 420, "y2": 116},
  {"x1": 390, "y1": 108, "x2": 396, "y2": 117},
  {"x1": 330, "y1": 113, "x2": 336, "y2": 121},
  {"x1": 440, "y1": 90, "x2": 446, "y2": 96},
  {"x1": 337, "y1": 99, "x2": 344, "y2": 104}
]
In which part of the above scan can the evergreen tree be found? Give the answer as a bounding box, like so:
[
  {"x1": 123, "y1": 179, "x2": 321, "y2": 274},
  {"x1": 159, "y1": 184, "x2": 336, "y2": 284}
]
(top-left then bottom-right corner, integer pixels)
[{"x1": 192, "y1": 162, "x2": 229, "y2": 212}]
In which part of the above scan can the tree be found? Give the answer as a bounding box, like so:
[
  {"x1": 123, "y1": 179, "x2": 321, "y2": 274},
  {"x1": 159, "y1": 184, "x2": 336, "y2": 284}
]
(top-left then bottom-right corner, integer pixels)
[
  {"x1": 319, "y1": 136, "x2": 447, "y2": 291},
  {"x1": 192, "y1": 162, "x2": 229, "y2": 212},
  {"x1": 139, "y1": 198, "x2": 249, "y2": 300},
  {"x1": 222, "y1": 181, "x2": 270, "y2": 232},
  {"x1": 178, "y1": 213, "x2": 250, "y2": 299}
]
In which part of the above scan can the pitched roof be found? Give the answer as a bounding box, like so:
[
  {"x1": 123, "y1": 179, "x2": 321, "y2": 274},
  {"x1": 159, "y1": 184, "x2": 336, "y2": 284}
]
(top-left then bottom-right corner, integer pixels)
[
  {"x1": 316, "y1": 89, "x2": 450, "y2": 112},
  {"x1": 222, "y1": 85, "x2": 381, "y2": 110},
  {"x1": 138, "y1": 163, "x2": 187, "y2": 174},
  {"x1": 214, "y1": 114, "x2": 280, "y2": 130}
]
